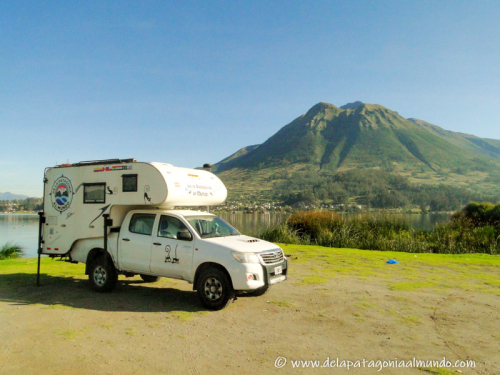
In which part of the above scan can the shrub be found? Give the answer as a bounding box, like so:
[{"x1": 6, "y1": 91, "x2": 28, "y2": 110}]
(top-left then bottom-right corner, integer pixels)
[
  {"x1": 260, "y1": 209, "x2": 500, "y2": 255},
  {"x1": 453, "y1": 202, "x2": 500, "y2": 229},
  {"x1": 0, "y1": 242, "x2": 25, "y2": 260}
]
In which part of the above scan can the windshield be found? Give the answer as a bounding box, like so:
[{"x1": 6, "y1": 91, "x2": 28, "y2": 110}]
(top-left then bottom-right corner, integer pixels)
[{"x1": 185, "y1": 215, "x2": 240, "y2": 238}]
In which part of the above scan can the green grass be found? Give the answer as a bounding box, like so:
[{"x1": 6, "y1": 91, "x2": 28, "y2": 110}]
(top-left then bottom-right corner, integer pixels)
[
  {"x1": 54, "y1": 329, "x2": 79, "y2": 340},
  {"x1": 1, "y1": 245, "x2": 498, "y2": 299},
  {"x1": 0, "y1": 256, "x2": 85, "y2": 274},
  {"x1": 267, "y1": 300, "x2": 296, "y2": 308},
  {"x1": 0, "y1": 256, "x2": 86, "y2": 290},
  {"x1": 54, "y1": 328, "x2": 88, "y2": 340},
  {"x1": 170, "y1": 311, "x2": 194, "y2": 321},
  {"x1": 399, "y1": 316, "x2": 421, "y2": 325},
  {"x1": 419, "y1": 368, "x2": 460, "y2": 375},
  {"x1": 125, "y1": 327, "x2": 137, "y2": 336},
  {"x1": 282, "y1": 244, "x2": 500, "y2": 294},
  {"x1": 299, "y1": 275, "x2": 327, "y2": 285}
]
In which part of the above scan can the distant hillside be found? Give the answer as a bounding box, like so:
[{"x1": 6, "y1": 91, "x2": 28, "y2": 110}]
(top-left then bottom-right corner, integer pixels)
[
  {"x1": 213, "y1": 102, "x2": 500, "y2": 206},
  {"x1": 0, "y1": 192, "x2": 29, "y2": 201}
]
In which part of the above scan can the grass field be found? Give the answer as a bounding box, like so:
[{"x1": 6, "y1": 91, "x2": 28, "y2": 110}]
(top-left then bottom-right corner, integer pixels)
[
  {"x1": 2, "y1": 247, "x2": 498, "y2": 294},
  {"x1": 283, "y1": 244, "x2": 500, "y2": 294}
]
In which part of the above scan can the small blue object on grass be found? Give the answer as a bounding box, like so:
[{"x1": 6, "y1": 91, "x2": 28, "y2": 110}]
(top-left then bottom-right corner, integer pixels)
[{"x1": 386, "y1": 259, "x2": 399, "y2": 264}]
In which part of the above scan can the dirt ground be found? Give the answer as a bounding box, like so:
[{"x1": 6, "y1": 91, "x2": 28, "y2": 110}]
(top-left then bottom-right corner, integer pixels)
[{"x1": 0, "y1": 247, "x2": 499, "y2": 375}]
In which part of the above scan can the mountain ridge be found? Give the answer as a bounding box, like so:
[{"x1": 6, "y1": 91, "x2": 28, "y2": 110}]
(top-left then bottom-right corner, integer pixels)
[
  {"x1": 0, "y1": 192, "x2": 30, "y2": 201},
  {"x1": 214, "y1": 101, "x2": 500, "y2": 174},
  {"x1": 340, "y1": 101, "x2": 364, "y2": 110},
  {"x1": 212, "y1": 102, "x2": 500, "y2": 203}
]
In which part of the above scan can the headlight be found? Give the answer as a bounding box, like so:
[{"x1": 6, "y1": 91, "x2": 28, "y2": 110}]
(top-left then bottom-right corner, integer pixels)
[{"x1": 231, "y1": 251, "x2": 260, "y2": 264}]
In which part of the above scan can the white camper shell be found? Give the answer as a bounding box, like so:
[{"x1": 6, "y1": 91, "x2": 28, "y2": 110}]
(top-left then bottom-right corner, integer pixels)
[{"x1": 37, "y1": 159, "x2": 288, "y2": 310}]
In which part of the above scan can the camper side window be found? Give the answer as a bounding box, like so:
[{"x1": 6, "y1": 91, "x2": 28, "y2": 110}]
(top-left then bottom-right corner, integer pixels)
[
  {"x1": 129, "y1": 213, "x2": 156, "y2": 236},
  {"x1": 83, "y1": 183, "x2": 106, "y2": 204},
  {"x1": 122, "y1": 174, "x2": 138, "y2": 192}
]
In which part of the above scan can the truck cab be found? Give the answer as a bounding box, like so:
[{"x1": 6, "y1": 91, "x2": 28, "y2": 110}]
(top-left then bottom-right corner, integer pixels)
[{"x1": 96, "y1": 209, "x2": 287, "y2": 309}]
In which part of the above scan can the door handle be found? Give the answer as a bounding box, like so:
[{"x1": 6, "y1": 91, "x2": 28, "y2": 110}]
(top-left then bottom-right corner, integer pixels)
[
  {"x1": 153, "y1": 242, "x2": 161, "y2": 246},
  {"x1": 122, "y1": 238, "x2": 130, "y2": 242}
]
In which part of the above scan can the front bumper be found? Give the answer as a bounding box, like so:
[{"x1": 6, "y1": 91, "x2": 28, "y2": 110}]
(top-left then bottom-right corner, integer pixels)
[
  {"x1": 229, "y1": 258, "x2": 288, "y2": 290},
  {"x1": 262, "y1": 258, "x2": 288, "y2": 286}
]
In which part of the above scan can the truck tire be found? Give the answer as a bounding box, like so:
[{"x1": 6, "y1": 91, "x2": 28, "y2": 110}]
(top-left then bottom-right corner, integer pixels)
[
  {"x1": 140, "y1": 274, "x2": 160, "y2": 283},
  {"x1": 89, "y1": 256, "x2": 118, "y2": 292},
  {"x1": 248, "y1": 285, "x2": 270, "y2": 297},
  {"x1": 196, "y1": 266, "x2": 235, "y2": 310}
]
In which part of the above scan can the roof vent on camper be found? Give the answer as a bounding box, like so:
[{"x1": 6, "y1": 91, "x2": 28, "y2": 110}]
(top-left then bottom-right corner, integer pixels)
[{"x1": 203, "y1": 163, "x2": 212, "y2": 171}]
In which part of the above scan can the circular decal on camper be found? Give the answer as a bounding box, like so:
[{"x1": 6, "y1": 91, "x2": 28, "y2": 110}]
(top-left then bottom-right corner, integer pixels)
[{"x1": 51, "y1": 176, "x2": 74, "y2": 213}]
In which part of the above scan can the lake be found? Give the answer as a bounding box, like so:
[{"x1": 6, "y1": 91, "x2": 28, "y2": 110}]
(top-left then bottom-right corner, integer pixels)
[
  {"x1": 0, "y1": 212, "x2": 452, "y2": 258},
  {"x1": 0, "y1": 214, "x2": 40, "y2": 258}
]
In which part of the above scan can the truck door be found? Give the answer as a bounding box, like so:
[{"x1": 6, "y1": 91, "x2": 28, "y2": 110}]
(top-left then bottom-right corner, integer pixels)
[
  {"x1": 119, "y1": 213, "x2": 157, "y2": 273},
  {"x1": 150, "y1": 215, "x2": 194, "y2": 279}
]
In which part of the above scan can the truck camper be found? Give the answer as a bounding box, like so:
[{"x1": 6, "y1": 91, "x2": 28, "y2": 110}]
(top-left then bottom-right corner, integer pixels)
[{"x1": 37, "y1": 159, "x2": 287, "y2": 310}]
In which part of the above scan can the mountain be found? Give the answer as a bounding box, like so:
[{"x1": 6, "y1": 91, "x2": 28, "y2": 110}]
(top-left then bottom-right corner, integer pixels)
[
  {"x1": 215, "y1": 102, "x2": 498, "y2": 173},
  {"x1": 213, "y1": 102, "x2": 500, "y2": 201},
  {"x1": 0, "y1": 192, "x2": 30, "y2": 201}
]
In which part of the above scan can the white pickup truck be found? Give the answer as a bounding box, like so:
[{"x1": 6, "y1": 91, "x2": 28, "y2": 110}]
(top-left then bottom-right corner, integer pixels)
[
  {"x1": 76, "y1": 209, "x2": 288, "y2": 310},
  {"x1": 37, "y1": 159, "x2": 288, "y2": 310}
]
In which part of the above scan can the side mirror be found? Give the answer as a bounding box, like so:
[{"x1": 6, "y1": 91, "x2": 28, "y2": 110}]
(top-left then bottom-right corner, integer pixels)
[{"x1": 177, "y1": 230, "x2": 193, "y2": 241}]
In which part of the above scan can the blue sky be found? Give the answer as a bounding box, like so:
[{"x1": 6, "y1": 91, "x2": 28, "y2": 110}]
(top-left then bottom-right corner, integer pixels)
[{"x1": 1, "y1": 0, "x2": 500, "y2": 197}]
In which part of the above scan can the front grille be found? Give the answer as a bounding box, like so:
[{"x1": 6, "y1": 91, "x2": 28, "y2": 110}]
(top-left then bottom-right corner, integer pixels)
[{"x1": 260, "y1": 250, "x2": 284, "y2": 265}]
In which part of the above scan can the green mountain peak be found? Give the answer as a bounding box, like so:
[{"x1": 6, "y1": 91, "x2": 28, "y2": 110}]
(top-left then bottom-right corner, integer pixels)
[
  {"x1": 214, "y1": 102, "x2": 500, "y2": 177},
  {"x1": 212, "y1": 102, "x2": 500, "y2": 206},
  {"x1": 340, "y1": 101, "x2": 364, "y2": 109}
]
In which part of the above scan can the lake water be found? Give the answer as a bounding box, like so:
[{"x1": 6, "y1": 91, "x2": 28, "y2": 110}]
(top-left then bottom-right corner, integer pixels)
[
  {"x1": 0, "y1": 212, "x2": 452, "y2": 258},
  {"x1": 0, "y1": 214, "x2": 40, "y2": 258}
]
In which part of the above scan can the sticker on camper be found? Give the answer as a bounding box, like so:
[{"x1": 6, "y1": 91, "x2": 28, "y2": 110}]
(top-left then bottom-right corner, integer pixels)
[
  {"x1": 94, "y1": 165, "x2": 133, "y2": 172},
  {"x1": 50, "y1": 176, "x2": 74, "y2": 213}
]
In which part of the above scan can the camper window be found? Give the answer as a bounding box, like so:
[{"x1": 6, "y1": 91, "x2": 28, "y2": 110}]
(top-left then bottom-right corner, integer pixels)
[
  {"x1": 83, "y1": 183, "x2": 106, "y2": 204},
  {"x1": 122, "y1": 174, "x2": 138, "y2": 192},
  {"x1": 129, "y1": 213, "x2": 156, "y2": 235}
]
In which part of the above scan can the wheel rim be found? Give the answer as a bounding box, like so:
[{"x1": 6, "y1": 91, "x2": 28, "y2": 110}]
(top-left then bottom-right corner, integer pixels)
[
  {"x1": 93, "y1": 266, "x2": 107, "y2": 286},
  {"x1": 204, "y1": 277, "x2": 223, "y2": 301}
]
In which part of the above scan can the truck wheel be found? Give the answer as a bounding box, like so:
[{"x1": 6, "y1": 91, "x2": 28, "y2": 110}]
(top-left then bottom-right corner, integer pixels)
[
  {"x1": 140, "y1": 274, "x2": 160, "y2": 283},
  {"x1": 89, "y1": 256, "x2": 118, "y2": 292},
  {"x1": 248, "y1": 285, "x2": 270, "y2": 297},
  {"x1": 197, "y1": 266, "x2": 235, "y2": 310}
]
